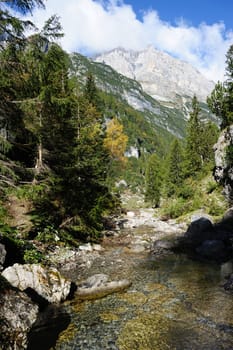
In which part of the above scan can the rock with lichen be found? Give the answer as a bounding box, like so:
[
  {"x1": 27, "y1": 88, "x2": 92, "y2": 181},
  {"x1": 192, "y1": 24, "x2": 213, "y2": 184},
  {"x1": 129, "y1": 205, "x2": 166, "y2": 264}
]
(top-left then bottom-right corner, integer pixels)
[{"x1": 1, "y1": 263, "x2": 71, "y2": 303}]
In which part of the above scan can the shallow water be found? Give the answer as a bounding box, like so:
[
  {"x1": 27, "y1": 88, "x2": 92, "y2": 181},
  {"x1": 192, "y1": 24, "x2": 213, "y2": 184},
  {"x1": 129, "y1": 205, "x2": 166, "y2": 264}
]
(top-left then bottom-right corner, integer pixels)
[{"x1": 54, "y1": 234, "x2": 233, "y2": 350}]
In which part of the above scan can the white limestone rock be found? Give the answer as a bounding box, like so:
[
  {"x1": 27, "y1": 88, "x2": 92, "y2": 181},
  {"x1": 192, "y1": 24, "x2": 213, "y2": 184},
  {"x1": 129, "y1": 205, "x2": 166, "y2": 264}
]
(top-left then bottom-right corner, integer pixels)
[
  {"x1": 2, "y1": 263, "x2": 71, "y2": 303},
  {"x1": 0, "y1": 288, "x2": 38, "y2": 349}
]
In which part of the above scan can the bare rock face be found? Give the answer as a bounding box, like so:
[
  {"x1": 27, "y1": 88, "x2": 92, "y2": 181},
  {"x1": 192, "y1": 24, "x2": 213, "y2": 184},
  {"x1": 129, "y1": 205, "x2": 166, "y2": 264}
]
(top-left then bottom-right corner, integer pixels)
[
  {"x1": 1, "y1": 263, "x2": 71, "y2": 303},
  {"x1": 95, "y1": 46, "x2": 214, "y2": 103},
  {"x1": 214, "y1": 126, "x2": 233, "y2": 203},
  {"x1": 0, "y1": 288, "x2": 38, "y2": 349}
]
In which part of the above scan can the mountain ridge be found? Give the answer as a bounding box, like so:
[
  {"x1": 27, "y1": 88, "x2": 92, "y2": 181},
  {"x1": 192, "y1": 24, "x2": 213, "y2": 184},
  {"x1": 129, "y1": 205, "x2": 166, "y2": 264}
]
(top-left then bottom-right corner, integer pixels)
[{"x1": 94, "y1": 46, "x2": 215, "y2": 103}]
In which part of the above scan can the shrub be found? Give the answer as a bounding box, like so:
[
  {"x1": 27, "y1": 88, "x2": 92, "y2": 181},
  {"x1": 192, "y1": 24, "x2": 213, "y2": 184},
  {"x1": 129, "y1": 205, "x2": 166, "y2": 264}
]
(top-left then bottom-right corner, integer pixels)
[
  {"x1": 161, "y1": 198, "x2": 188, "y2": 219},
  {"x1": 23, "y1": 249, "x2": 44, "y2": 264}
]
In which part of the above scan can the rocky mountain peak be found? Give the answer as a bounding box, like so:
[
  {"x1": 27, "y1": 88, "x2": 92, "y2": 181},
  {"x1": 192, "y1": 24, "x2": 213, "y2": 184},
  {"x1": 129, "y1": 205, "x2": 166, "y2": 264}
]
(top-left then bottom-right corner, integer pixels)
[{"x1": 94, "y1": 46, "x2": 215, "y2": 102}]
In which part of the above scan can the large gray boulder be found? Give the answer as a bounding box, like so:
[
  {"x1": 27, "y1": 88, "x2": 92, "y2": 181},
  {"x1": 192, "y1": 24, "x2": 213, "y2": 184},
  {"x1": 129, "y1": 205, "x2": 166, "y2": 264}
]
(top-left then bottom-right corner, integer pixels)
[
  {"x1": 184, "y1": 217, "x2": 214, "y2": 247},
  {"x1": 0, "y1": 287, "x2": 38, "y2": 349},
  {"x1": 2, "y1": 263, "x2": 71, "y2": 303}
]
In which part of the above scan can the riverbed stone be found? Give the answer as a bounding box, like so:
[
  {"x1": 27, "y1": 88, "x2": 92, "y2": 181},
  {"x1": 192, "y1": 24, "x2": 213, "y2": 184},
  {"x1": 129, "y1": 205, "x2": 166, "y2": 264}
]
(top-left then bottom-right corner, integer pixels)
[
  {"x1": 1, "y1": 263, "x2": 71, "y2": 303},
  {"x1": 76, "y1": 274, "x2": 131, "y2": 300},
  {"x1": 184, "y1": 217, "x2": 214, "y2": 246},
  {"x1": 0, "y1": 288, "x2": 38, "y2": 349}
]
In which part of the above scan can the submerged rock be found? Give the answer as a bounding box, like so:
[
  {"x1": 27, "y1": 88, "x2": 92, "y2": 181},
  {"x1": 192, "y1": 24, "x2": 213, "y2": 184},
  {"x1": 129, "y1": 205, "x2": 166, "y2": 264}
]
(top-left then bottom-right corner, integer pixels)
[
  {"x1": 76, "y1": 274, "x2": 131, "y2": 300},
  {"x1": 1, "y1": 263, "x2": 71, "y2": 303}
]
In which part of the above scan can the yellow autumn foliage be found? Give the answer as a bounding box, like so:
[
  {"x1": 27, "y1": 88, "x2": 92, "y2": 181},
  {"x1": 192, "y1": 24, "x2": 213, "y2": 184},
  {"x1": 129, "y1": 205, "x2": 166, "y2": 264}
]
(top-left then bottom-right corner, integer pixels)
[{"x1": 104, "y1": 117, "x2": 128, "y2": 163}]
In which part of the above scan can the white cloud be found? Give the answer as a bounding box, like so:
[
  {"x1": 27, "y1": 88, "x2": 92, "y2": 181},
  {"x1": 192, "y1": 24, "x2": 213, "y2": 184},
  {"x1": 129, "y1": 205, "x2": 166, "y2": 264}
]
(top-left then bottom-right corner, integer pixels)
[{"x1": 24, "y1": 0, "x2": 233, "y2": 82}]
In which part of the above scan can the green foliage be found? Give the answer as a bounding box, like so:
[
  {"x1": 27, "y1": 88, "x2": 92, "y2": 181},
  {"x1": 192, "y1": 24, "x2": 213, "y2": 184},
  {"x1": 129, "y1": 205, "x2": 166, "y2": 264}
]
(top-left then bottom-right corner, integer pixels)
[
  {"x1": 4, "y1": 0, "x2": 45, "y2": 14},
  {"x1": 207, "y1": 82, "x2": 227, "y2": 129},
  {"x1": 23, "y1": 248, "x2": 43, "y2": 264},
  {"x1": 206, "y1": 180, "x2": 218, "y2": 194},
  {"x1": 164, "y1": 139, "x2": 184, "y2": 196},
  {"x1": 207, "y1": 45, "x2": 233, "y2": 129},
  {"x1": 161, "y1": 197, "x2": 188, "y2": 219},
  {"x1": 184, "y1": 96, "x2": 218, "y2": 178},
  {"x1": 145, "y1": 153, "x2": 162, "y2": 207},
  {"x1": 225, "y1": 144, "x2": 233, "y2": 166},
  {"x1": 35, "y1": 225, "x2": 59, "y2": 243},
  {"x1": 184, "y1": 95, "x2": 203, "y2": 175}
]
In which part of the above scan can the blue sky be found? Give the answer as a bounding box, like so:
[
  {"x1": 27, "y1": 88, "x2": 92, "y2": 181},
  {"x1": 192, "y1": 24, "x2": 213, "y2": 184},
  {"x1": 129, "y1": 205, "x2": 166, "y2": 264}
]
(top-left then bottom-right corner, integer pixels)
[
  {"x1": 128, "y1": 0, "x2": 233, "y2": 30},
  {"x1": 22, "y1": 0, "x2": 233, "y2": 82}
]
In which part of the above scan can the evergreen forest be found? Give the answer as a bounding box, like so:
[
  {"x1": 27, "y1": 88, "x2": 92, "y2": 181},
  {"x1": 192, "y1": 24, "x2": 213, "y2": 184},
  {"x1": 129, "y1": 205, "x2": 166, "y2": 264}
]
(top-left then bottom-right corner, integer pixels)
[{"x1": 0, "y1": 0, "x2": 233, "y2": 264}]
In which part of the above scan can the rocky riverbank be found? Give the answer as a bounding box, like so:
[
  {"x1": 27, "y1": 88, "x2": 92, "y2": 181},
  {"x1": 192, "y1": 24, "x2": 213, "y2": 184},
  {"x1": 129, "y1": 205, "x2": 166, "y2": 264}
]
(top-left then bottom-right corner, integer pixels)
[{"x1": 1, "y1": 207, "x2": 233, "y2": 349}]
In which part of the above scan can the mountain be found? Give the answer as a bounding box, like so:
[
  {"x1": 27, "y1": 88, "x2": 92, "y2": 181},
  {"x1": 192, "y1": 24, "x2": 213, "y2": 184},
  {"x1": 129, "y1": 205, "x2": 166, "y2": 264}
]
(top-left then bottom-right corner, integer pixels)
[
  {"x1": 94, "y1": 46, "x2": 215, "y2": 103},
  {"x1": 70, "y1": 49, "x2": 217, "y2": 145}
]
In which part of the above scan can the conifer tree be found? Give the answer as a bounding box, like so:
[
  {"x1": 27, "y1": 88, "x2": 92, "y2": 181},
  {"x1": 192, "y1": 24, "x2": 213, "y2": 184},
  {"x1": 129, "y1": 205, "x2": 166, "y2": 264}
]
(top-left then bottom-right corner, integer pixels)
[
  {"x1": 207, "y1": 45, "x2": 233, "y2": 129},
  {"x1": 184, "y1": 95, "x2": 203, "y2": 176},
  {"x1": 165, "y1": 139, "x2": 184, "y2": 196},
  {"x1": 145, "y1": 153, "x2": 161, "y2": 207},
  {"x1": 83, "y1": 72, "x2": 101, "y2": 110},
  {"x1": 0, "y1": 0, "x2": 45, "y2": 48}
]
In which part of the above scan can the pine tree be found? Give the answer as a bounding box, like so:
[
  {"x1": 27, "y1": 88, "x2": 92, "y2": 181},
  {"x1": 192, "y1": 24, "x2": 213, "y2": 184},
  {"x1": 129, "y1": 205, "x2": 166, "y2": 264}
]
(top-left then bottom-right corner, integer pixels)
[
  {"x1": 225, "y1": 45, "x2": 233, "y2": 126},
  {"x1": 83, "y1": 72, "x2": 101, "y2": 110},
  {"x1": 0, "y1": 0, "x2": 45, "y2": 48},
  {"x1": 207, "y1": 82, "x2": 228, "y2": 129},
  {"x1": 207, "y1": 45, "x2": 233, "y2": 129},
  {"x1": 145, "y1": 153, "x2": 162, "y2": 207},
  {"x1": 165, "y1": 139, "x2": 184, "y2": 196},
  {"x1": 17, "y1": 15, "x2": 64, "y2": 171},
  {"x1": 184, "y1": 95, "x2": 203, "y2": 176}
]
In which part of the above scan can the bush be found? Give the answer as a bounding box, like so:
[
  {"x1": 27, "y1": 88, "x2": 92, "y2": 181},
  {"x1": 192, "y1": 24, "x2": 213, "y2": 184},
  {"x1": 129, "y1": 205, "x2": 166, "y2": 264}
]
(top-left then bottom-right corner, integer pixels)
[
  {"x1": 161, "y1": 198, "x2": 188, "y2": 219},
  {"x1": 23, "y1": 248, "x2": 44, "y2": 264},
  {"x1": 36, "y1": 225, "x2": 60, "y2": 243},
  {"x1": 206, "y1": 180, "x2": 218, "y2": 194}
]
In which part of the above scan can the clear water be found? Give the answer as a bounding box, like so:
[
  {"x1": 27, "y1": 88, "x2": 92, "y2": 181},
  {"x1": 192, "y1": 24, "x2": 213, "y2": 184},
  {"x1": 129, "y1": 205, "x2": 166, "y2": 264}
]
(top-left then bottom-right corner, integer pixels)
[{"x1": 54, "y1": 234, "x2": 233, "y2": 350}]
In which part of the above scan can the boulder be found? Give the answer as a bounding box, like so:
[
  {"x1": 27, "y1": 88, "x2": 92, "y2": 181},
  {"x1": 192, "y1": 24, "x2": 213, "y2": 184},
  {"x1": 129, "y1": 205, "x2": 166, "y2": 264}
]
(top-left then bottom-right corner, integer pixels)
[
  {"x1": 2, "y1": 263, "x2": 71, "y2": 303},
  {"x1": 196, "y1": 240, "x2": 229, "y2": 260},
  {"x1": 184, "y1": 217, "x2": 214, "y2": 247},
  {"x1": 0, "y1": 288, "x2": 38, "y2": 349},
  {"x1": 224, "y1": 274, "x2": 233, "y2": 292},
  {"x1": 0, "y1": 243, "x2": 6, "y2": 270}
]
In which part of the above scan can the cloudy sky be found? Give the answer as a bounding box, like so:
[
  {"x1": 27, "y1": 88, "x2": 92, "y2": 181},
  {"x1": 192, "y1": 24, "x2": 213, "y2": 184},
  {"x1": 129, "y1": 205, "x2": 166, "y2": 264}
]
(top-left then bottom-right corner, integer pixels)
[{"x1": 23, "y1": 0, "x2": 233, "y2": 82}]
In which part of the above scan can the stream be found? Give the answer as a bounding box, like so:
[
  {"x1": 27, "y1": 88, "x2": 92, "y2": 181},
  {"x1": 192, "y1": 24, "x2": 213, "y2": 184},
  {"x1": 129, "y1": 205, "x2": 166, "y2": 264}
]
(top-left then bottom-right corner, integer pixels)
[{"x1": 51, "y1": 224, "x2": 233, "y2": 350}]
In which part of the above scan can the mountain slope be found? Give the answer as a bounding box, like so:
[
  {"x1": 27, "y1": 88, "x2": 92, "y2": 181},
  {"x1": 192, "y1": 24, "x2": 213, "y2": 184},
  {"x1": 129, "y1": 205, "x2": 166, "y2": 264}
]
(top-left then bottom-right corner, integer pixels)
[
  {"x1": 70, "y1": 52, "x2": 217, "y2": 143},
  {"x1": 94, "y1": 46, "x2": 215, "y2": 103}
]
